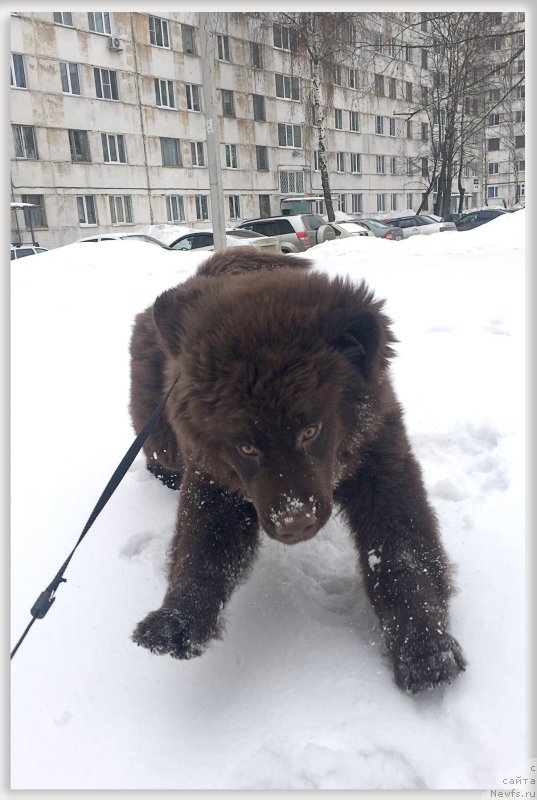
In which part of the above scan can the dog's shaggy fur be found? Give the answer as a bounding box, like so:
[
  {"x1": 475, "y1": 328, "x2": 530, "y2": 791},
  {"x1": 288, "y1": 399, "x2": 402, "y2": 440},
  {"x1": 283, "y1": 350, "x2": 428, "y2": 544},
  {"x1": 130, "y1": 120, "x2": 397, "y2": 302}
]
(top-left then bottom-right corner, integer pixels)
[{"x1": 129, "y1": 247, "x2": 465, "y2": 693}]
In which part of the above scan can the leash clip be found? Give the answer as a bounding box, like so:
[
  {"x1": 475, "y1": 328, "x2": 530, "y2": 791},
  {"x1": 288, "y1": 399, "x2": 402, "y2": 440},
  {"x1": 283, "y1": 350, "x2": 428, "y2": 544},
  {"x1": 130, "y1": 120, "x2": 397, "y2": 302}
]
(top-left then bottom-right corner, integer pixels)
[{"x1": 30, "y1": 579, "x2": 67, "y2": 620}]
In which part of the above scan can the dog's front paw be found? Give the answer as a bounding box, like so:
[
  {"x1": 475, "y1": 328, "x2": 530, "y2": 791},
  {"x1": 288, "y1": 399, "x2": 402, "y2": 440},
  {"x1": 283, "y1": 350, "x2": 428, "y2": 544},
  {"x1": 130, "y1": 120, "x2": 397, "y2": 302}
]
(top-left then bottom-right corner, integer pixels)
[
  {"x1": 132, "y1": 608, "x2": 208, "y2": 659},
  {"x1": 392, "y1": 630, "x2": 466, "y2": 694}
]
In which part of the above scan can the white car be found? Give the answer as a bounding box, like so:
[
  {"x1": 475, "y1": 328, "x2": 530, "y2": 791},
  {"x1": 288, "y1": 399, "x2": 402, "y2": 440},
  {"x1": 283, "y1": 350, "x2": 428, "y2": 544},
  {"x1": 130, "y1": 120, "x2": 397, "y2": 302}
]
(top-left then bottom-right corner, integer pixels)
[
  {"x1": 11, "y1": 244, "x2": 49, "y2": 260},
  {"x1": 379, "y1": 214, "x2": 457, "y2": 238},
  {"x1": 75, "y1": 233, "x2": 170, "y2": 248},
  {"x1": 169, "y1": 229, "x2": 281, "y2": 253},
  {"x1": 328, "y1": 221, "x2": 373, "y2": 239}
]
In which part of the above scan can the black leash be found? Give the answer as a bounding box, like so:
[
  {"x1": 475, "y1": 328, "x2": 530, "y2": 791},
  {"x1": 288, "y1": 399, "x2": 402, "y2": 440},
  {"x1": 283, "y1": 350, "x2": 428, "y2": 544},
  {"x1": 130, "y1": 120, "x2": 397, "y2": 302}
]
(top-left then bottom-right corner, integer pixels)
[{"x1": 11, "y1": 378, "x2": 178, "y2": 660}]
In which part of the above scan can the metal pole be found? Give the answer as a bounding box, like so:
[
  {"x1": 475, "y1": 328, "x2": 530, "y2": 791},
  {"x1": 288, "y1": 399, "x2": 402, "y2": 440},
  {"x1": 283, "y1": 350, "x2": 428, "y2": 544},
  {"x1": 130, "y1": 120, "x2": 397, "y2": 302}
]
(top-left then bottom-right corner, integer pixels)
[{"x1": 199, "y1": 13, "x2": 227, "y2": 250}]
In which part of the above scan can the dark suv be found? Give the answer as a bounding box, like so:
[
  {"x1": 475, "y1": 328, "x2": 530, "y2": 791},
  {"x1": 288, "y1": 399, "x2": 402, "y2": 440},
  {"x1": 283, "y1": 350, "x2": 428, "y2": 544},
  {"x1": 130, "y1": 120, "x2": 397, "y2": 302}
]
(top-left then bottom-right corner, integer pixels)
[
  {"x1": 455, "y1": 208, "x2": 509, "y2": 231},
  {"x1": 235, "y1": 214, "x2": 335, "y2": 253}
]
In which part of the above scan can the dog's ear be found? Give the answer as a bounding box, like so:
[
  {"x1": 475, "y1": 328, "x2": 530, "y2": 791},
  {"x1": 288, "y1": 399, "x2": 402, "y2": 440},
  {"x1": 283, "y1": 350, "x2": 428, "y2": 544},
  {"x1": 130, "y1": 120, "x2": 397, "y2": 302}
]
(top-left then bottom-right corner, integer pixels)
[
  {"x1": 153, "y1": 285, "x2": 198, "y2": 357},
  {"x1": 331, "y1": 283, "x2": 397, "y2": 380}
]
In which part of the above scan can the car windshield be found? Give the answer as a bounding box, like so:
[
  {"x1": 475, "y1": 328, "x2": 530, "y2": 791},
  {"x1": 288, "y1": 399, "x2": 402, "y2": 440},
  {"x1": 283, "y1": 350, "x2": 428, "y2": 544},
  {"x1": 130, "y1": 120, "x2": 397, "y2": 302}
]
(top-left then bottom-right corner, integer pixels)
[{"x1": 359, "y1": 220, "x2": 392, "y2": 230}]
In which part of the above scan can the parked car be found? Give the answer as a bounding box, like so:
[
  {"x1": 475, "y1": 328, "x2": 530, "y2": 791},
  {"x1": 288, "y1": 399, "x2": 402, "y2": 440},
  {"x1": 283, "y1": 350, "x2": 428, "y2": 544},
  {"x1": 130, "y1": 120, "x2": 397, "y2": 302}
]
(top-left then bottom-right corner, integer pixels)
[
  {"x1": 328, "y1": 221, "x2": 372, "y2": 239},
  {"x1": 76, "y1": 233, "x2": 171, "y2": 248},
  {"x1": 455, "y1": 208, "x2": 510, "y2": 231},
  {"x1": 336, "y1": 218, "x2": 405, "y2": 241},
  {"x1": 380, "y1": 214, "x2": 457, "y2": 237},
  {"x1": 234, "y1": 214, "x2": 335, "y2": 253},
  {"x1": 169, "y1": 228, "x2": 281, "y2": 252},
  {"x1": 10, "y1": 244, "x2": 49, "y2": 260}
]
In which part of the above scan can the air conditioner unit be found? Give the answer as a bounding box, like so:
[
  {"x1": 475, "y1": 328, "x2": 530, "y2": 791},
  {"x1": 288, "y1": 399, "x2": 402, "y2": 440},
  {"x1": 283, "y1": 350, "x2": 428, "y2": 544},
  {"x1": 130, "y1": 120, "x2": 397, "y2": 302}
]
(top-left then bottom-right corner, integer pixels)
[{"x1": 108, "y1": 36, "x2": 123, "y2": 51}]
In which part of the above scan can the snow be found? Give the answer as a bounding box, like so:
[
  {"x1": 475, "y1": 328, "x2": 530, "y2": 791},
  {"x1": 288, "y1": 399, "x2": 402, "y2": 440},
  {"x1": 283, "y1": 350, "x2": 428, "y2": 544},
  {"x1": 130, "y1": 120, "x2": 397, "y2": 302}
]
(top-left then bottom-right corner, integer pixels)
[{"x1": 11, "y1": 212, "x2": 526, "y2": 790}]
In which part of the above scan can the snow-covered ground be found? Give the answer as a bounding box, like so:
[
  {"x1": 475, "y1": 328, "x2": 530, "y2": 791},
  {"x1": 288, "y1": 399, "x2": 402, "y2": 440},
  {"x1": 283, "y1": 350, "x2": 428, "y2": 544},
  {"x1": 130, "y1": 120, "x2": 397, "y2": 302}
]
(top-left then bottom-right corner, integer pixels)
[{"x1": 11, "y1": 212, "x2": 526, "y2": 790}]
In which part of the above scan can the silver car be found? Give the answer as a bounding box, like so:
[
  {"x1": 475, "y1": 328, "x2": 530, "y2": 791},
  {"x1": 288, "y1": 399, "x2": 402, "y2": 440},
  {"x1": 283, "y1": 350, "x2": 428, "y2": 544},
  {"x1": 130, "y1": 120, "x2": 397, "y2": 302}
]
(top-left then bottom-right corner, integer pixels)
[{"x1": 235, "y1": 214, "x2": 335, "y2": 253}]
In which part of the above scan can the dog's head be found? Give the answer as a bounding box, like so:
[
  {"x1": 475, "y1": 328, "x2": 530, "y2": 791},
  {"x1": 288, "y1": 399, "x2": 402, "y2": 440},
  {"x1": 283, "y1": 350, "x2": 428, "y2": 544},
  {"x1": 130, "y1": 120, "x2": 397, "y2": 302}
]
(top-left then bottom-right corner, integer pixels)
[{"x1": 153, "y1": 268, "x2": 396, "y2": 544}]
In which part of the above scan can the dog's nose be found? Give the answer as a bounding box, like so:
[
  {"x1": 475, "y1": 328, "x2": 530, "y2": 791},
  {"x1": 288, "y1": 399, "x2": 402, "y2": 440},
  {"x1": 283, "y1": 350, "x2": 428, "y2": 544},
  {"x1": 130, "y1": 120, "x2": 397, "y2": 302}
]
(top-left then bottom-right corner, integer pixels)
[{"x1": 273, "y1": 509, "x2": 318, "y2": 543}]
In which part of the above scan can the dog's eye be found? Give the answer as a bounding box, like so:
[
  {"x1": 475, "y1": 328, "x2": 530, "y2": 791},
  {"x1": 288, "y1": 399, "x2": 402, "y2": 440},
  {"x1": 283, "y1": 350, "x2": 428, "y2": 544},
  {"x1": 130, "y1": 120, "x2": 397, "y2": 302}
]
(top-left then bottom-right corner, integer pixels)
[
  {"x1": 299, "y1": 423, "x2": 321, "y2": 445},
  {"x1": 238, "y1": 443, "x2": 260, "y2": 458}
]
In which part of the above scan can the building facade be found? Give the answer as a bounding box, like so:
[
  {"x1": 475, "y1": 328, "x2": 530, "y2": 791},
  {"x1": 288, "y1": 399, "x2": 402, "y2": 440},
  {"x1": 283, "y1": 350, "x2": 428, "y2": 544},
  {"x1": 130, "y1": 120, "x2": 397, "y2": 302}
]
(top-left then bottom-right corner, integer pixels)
[{"x1": 10, "y1": 11, "x2": 525, "y2": 248}]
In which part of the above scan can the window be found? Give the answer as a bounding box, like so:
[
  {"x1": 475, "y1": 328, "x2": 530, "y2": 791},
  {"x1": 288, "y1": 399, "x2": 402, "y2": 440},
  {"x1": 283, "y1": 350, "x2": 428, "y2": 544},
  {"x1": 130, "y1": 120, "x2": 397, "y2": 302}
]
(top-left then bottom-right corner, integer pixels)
[
  {"x1": 488, "y1": 12, "x2": 502, "y2": 25},
  {"x1": 155, "y1": 78, "x2": 175, "y2": 109},
  {"x1": 374, "y1": 74, "x2": 384, "y2": 96},
  {"x1": 488, "y1": 113, "x2": 500, "y2": 126},
  {"x1": 374, "y1": 32, "x2": 383, "y2": 53},
  {"x1": 222, "y1": 89, "x2": 235, "y2": 117},
  {"x1": 53, "y1": 12, "x2": 73, "y2": 26},
  {"x1": 406, "y1": 158, "x2": 413, "y2": 176},
  {"x1": 487, "y1": 186, "x2": 499, "y2": 199},
  {"x1": 101, "y1": 132, "x2": 126, "y2": 163},
  {"x1": 60, "y1": 61, "x2": 80, "y2": 94},
  {"x1": 279, "y1": 171, "x2": 304, "y2": 193},
  {"x1": 515, "y1": 135, "x2": 525, "y2": 149},
  {"x1": 195, "y1": 195, "x2": 209, "y2": 220},
  {"x1": 335, "y1": 109, "x2": 343, "y2": 129},
  {"x1": 253, "y1": 94, "x2": 265, "y2": 121},
  {"x1": 22, "y1": 194, "x2": 46, "y2": 228},
  {"x1": 516, "y1": 85, "x2": 525, "y2": 99},
  {"x1": 166, "y1": 195, "x2": 185, "y2": 223},
  {"x1": 516, "y1": 110, "x2": 525, "y2": 123},
  {"x1": 278, "y1": 123, "x2": 302, "y2": 148},
  {"x1": 349, "y1": 24, "x2": 358, "y2": 44},
  {"x1": 250, "y1": 41, "x2": 262, "y2": 69},
  {"x1": 337, "y1": 194, "x2": 346, "y2": 213},
  {"x1": 433, "y1": 72, "x2": 446, "y2": 91},
  {"x1": 217, "y1": 34, "x2": 231, "y2": 62},
  {"x1": 518, "y1": 182, "x2": 525, "y2": 197},
  {"x1": 405, "y1": 81, "x2": 413, "y2": 102},
  {"x1": 313, "y1": 151, "x2": 320, "y2": 171},
  {"x1": 256, "y1": 145, "x2": 268, "y2": 171},
  {"x1": 389, "y1": 77, "x2": 396, "y2": 99},
  {"x1": 407, "y1": 193, "x2": 413, "y2": 209},
  {"x1": 488, "y1": 138, "x2": 500, "y2": 151},
  {"x1": 273, "y1": 23, "x2": 294, "y2": 51},
  {"x1": 406, "y1": 120, "x2": 413, "y2": 139},
  {"x1": 224, "y1": 144, "x2": 238, "y2": 168},
  {"x1": 421, "y1": 85, "x2": 428, "y2": 106},
  {"x1": 349, "y1": 111, "x2": 360, "y2": 132},
  {"x1": 68, "y1": 129, "x2": 91, "y2": 162},
  {"x1": 349, "y1": 68, "x2": 359, "y2": 89},
  {"x1": 334, "y1": 65, "x2": 342, "y2": 85},
  {"x1": 77, "y1": 195, "x2": 97, "y2": 225},
  {"x1": 489, "y1": 88, "x2": 501, "y2": 102},
  {"x1": 109, "y1": 195, "x2": 133, "y2": 224},
  {"x1": 185, "y1": 84, "x2": 200, "y2": 112},
  {"x1": 94, "y1": 67, "x2": 118, "y2": 100},
  {"x1": 351, "y1": 193, "x2": 363, "y2": 213},
  {"x1": 488, "y1": 162, "x2": 499, "y2": 175},
  {"x1": 387, "y1": 38, "x2": 397, "y2": 58},
  {"x1": 421, "y1": 122, "x2": 429, "y2": 141},
  {"x1": 488, "y1": 36, "x2": 501, "y2": 51},
  {"x1": 420, "y1": 13, "x2": 427, "y2": 31},
  {"x1": 182, "y1": 24, "x2": 196, "y2": 54},
  {"x1": 405, "y1": 43, "x2": 413, "y2": 63},
  {"x1": 376, "y1": 155, "x2": 385, "y2": 174},
  {"x1": 161, "y1": 137, "x2": 182, "y2": 166},
  {"x1": 88, "y1": 12, "x2": 111, "y2": 34},
  {"x1": 421, "y1": 48, "x2": 428, "y2": 69},
  {"x1": 336, "y1": 152, "x2": 345, "y2": 172},
  {"x1": 389, "y1": 118, "x2": 396, "y2": 136},
  {"x1": 259, "y1": 195, "x2": 271, "y2": 217},
  {"x1": 390, "y1": 193, "x2": 397, "y2": 211},
  {"x1": 191, "y1": 141, "x2": 205, "y2": 167},
  {"x1": 421, "y1": 157, "x2": 429, "y2": 177},
  {"x1": 149, "y1": 15, "x2": 170, "y2": 48},
  {"x1": 389, "y1": 156, "x2": 396, "y2": 175},
  {"x1": 377, "y1": 194, "x2": 386, "y2": 212},
  {"x1": 375, "y1": 115, "x2": 384, "y2": 135},
  {"x1": 228, "y1": 195, "x2": 241, "y2": 219},
  {"x1": 12, "y1": 125, "x2": 38, "y2": 159},
  {"x1": 275, "y1": 73, "x2": 299, "y2": 100},
  {"x1": 517, "y1": 160, "x2": 525, "y2": 172},
  {"x1": 10, "y1": 53, "x2": 26, "y2": 88},
  {"x1": 351, "y1": 153, "x2": 361, "y2": 173}
]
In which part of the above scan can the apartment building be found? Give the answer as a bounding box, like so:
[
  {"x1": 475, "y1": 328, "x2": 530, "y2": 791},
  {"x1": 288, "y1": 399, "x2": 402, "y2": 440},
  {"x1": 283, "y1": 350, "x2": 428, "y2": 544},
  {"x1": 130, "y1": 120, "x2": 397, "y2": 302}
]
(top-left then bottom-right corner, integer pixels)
[{"x1": 10, "y1": 11, "x2": 525, "y2": 248}]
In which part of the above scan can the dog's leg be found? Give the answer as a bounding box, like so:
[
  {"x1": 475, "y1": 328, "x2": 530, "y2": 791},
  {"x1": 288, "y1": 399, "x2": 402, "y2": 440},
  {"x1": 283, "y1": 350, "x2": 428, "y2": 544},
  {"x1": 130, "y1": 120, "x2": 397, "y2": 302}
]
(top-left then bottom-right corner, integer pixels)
[
  {"x1": 336, "y1": 414, "x2": 466, "y2": 693},
  {"x1": 132, "y1": 473, "x2": 259, "y2": 658}
]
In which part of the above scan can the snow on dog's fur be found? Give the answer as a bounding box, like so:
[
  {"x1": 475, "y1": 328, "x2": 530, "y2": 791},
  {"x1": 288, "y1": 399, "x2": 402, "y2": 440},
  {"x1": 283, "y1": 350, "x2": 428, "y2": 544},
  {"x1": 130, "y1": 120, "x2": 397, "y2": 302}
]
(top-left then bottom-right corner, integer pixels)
[{"x1": 129, "y1": 247, "x2": 465, "y2": 693}]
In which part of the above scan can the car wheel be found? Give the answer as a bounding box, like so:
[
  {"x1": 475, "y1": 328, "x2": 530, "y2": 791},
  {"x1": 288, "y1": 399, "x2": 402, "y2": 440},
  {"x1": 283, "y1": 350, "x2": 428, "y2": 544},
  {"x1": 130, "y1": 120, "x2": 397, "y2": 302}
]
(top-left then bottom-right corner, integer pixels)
[{"x1": 316, "y1": 224, "x2": 336, "y2": 244}]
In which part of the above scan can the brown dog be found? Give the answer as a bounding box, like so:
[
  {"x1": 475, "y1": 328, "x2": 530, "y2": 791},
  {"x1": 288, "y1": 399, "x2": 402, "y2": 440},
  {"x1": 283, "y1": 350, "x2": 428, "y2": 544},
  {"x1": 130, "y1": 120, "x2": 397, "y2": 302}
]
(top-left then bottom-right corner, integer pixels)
[{"x1": 129, "y1": 248, "x2": 465, "y2": 693}]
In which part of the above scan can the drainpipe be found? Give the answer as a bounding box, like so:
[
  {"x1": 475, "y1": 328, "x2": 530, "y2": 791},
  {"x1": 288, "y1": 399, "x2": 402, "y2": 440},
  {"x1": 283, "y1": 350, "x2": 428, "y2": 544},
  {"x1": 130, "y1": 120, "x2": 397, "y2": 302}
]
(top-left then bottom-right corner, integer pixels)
[{"x1": 130, "y1": 12, "x2": 154, "y2": 224}]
